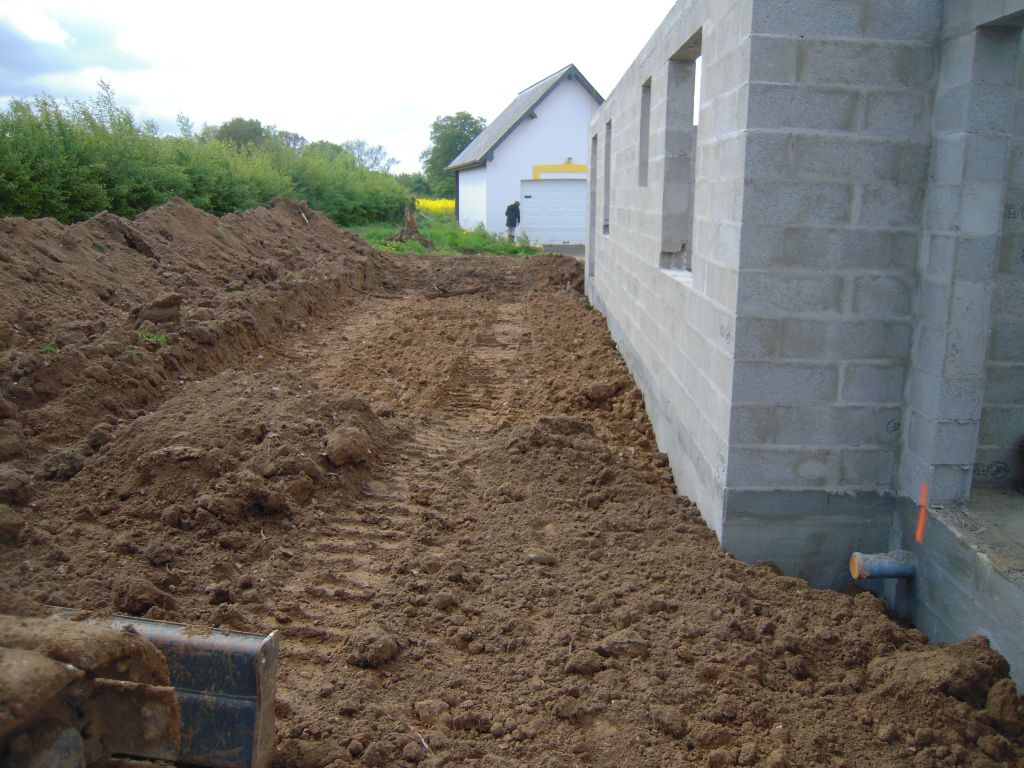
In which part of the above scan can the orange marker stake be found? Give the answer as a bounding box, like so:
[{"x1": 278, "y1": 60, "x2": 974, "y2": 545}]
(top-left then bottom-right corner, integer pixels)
[{"x1": 915, "y1": 482, "x2": 928, "y2": 543}]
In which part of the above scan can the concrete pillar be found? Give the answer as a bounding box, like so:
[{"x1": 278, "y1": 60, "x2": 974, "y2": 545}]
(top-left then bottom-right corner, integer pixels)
[{"x1": 899, "y1": 24, "x2": 1023, "y2": 504}]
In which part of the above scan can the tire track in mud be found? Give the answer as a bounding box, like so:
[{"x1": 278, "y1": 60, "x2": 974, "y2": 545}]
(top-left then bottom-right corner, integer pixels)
[
  {"x1": 9, "y1": 251, "x2": 1021, "y2": 768},
  {"x1": 280, "y1": 287, "x2": 527, "y2": 637}
]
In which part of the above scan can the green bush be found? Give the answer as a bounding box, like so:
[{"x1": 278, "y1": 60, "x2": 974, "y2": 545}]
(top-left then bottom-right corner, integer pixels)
[{"x1": 0, "y1": 85, "x2": 409, "y2": 226}]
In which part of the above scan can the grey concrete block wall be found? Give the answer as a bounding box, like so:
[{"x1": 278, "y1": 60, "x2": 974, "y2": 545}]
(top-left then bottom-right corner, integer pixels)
[
  {"x1": 732, "y1": 3, "x2": 937, "y2": 519},
  {"x1": 900, "y1": 18, "x2": 1024, "y2": 500},
  {"x1": 587, "y1": 0, "x2": 753, "y2": 534},
  {"x1": 586, "y1": 0, "x2": 1024, "y2": 589}
]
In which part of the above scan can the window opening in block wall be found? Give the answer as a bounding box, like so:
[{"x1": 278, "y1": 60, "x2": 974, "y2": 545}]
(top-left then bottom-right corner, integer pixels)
[
  {"x1": 660, "y1": 30, "x2": 701, "y2": 272},
  {"x1": 603, "y1": 120, "x2": 611, "y2": 235},
  {"x1": 693, "y1": 56, "x2": 702, "y2": 127},
  {"x1": 638, "y1": 78, "x2": 652, "y2": 187},
  {"x1": 588, "y1": 133, "x2": 598, "y2": 276}
]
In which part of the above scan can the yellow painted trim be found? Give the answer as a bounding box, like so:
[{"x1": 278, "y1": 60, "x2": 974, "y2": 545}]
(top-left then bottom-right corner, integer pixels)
[{"x1": 532, "y1": 163, "x2": 588, "y2": 179}]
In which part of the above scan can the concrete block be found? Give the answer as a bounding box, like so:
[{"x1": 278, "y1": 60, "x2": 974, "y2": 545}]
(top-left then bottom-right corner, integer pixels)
[
  {"x1": 923, "y1": 185, "x2": 961, "y2": 231},
  {"x1": 967, "y1": 84, "x2": 1019, "y2": 134},
  {"x1": 909, "y1": 409, "x2": 938, "y2": 460},
  {"x1": 912, "y1": 325, "x2": 948, "y2": 378},
  {"x1": 896, "y1": 446, "x2": 931, "y2": 500},
  {"x1": 796, "y1": 40, "x2": 934, "y2": 89},
  {"x1": 929, "y1": 463, "x2": 972, "y2": 504},
  {"x1": 841, "y1": 449, "x2": 896, "y2": 486},
  {"x1": 733, "y1": 361, "x2": 839, "y2": 404},
  {"x1": 747, "y1": 35, "x2": 799, "y2": 84},
  {"x1": 860, "y1": 183, "x2": 925, "y2": 229},
  {"x1": 744, "y1": 180, "x2": 853, "y2": 226},
  {"x1": 706, "y1": 45, "x2": 752, "y2": 96},
  {"x1": 746, "y1": 83, "x2": 862, "y2": 132},
  {"x1": 732, "y1": 317, "x2": 783, "y2": 358},
  {"x1": 959, "y1": 182, "x2": 1006, "y2": 236},
  {"x1": 994, "y1": 278, "x2": 1024, "y2": 316},
  {"x1": 788, "y1": 136, "x2": 929, "y2": 185},
  {"x1": 906, "y1": 367, "x2": 942, "y2": 414},
  {"x1": 751, "y1": 0, "x2": 941, "y2": 41},
  {"x1": 728, "y1": 446, "x2": 840, "y2": 488},
  {"x1": 742, "y1": 133, "x2": 793, "y2": 177},
  {"x1": 931, "y1": 420, "x2": 982, "y2": 464},
  {"x1": 737, "y1": 271, "x2": 843, "y2": 316},
  {"x1": 852, "y1": 275, "x2": 913, "y2": 319},
  {"x1": 842, "y1": 363, "x2": 907, "y2": 404},
  {"x1": 997, "y1": 234, "x2": 1024, "y2": 272},
  {"x1": 964, "y1": 135, "x2": 1011, "y2": 183},
  {"x1": 988, "y1": 318, "x2": 1024, "y2": 361},
  {"x1": 1009, "y1": 143, "x2": 1024, "y2": 187},
  {"x1": 937, "y1": 34, "x2": 976, "y2": 88},
  {"x1": 978, "y1": 405, "x2": 1024, "y2": 445},
  {"x1": 930, "y1": 136, "x2": 967, "y2": 185},
  {"x1": 945, "y1": 280, "x2": 995, "y2": 376},
  {"x1": 933, "y1": 84, "x2": 970, "y2": 132},
  {"x1": 705, "y1": 261, "x2": 741, "y2": 314},
  {"x1": 974, "y1": 26, "x2": 1021, "y2": 85},
  {"x1": 749, "y1": 227, "x2": 918, "y2": 271},
  {"x1": 917, "y1": 279, "x2": 952, "y2": 324},
  {"x1": 937, "y1": 374, "x2": 988, "y2": 421},
  {"x1": 954, "y1": 236, "x2": 999, "y2": 279},
  {"x1": 926, "y1": 235, "x2": 956, "y2": 281},
  {"x1": 730, "y1": 404, "x2": 902, "y2": 446},
  {"x1": 864, "y1": 90, "x2": 932, "y2": 138},
  {"x1": 985, "y1": 364, "x2": 1024, "y2": 404},
  {"x1": 778, "y1": 318, "x2": 913, "y2": 360}
]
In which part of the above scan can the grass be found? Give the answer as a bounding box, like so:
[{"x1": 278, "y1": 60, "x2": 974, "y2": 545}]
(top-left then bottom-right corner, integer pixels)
[
  {"x1": 386, "y1": 414, "x2": 411, "y2": 433},
  {"x1": 91, "y1": 240, "x2": 108, "y2": 252},
  {"x1": 138, "y1": 328, "x2": 168, "y2": 346},
  {"x1": 40, "y1": 341, "x2": 59, "y2": 354},
  {"x1": 352, "y1": 212, "x2": 539, "y2": 256}
]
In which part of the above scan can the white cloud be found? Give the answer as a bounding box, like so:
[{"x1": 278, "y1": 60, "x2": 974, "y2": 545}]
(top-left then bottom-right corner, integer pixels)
[
  {"x1": 6, "y1": 0, "x2": 675, "y2": 173},
  {"x1": 0, "y1": 1, "x2": 70, "y2": 46}
]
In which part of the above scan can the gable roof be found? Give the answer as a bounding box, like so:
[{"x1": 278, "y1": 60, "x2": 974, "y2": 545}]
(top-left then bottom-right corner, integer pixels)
[{"x1": 446, "y1": 64, "x2": 603, "y2": 172}]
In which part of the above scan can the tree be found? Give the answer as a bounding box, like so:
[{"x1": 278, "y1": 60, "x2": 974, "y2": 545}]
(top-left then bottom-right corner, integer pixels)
[
  {"x1": 420, "y1": 112, "x2": 486, "y2": 198},
  {"x1": 215, "y1": 117, "x2": 264, "y2": 149},
  {"x1": 176, "y1": 113, "x2": 194, "y2": 138},
  {"x1": 395, "y1": 171, "x2": 431, "y2": 196},
  {"x1": 278, "y1": 131, "x2": 307, "y2": 153},
  {"x1": 340, "y1": 139, "x2": 396, "y2": 173}
]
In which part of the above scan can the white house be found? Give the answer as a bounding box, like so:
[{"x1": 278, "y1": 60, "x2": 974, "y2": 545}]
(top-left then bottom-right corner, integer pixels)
[{"x1": 447, "y1": 64, "x2": 603, "y2": 246}]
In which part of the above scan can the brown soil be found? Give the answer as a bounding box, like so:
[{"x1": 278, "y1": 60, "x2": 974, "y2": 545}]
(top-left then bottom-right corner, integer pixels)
[{"x1": 1, "y1": 199, "x2": 1022, "y2": 767}]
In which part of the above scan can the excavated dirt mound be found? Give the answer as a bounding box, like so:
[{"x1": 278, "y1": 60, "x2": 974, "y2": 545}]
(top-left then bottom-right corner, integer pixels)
[
  {"x1": 0, "y1": 197, "x2": 380, "y2": 478},
  {"x1": 1, "y1": 200, "x2": 1022, "y2": 767}
]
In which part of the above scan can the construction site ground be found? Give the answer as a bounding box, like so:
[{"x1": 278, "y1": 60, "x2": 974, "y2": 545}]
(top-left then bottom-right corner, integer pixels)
[{"x1": 1, "y1": 199, "x2": 1022, "y2": 767}]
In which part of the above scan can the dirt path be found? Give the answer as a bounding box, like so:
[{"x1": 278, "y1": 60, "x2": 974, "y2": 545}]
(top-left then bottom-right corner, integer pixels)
[{"x1": 1, "y1": 202, "x2": 1021, "y2": 767}]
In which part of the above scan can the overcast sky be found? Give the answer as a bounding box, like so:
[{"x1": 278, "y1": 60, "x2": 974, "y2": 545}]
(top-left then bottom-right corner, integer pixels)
[{"x1": 0, "y1": 0, "x2": 676, "y2": 173}]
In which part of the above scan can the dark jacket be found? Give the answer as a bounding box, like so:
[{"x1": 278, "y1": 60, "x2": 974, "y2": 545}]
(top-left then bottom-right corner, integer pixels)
[{"x1": 505, "y1": 202, "x2": 520, "y2": 227}]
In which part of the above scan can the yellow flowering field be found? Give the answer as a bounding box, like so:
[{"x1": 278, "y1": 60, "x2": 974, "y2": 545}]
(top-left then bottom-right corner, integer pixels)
[{"x1": 415, "y1": 198, "x2": 455, "y2": 216}]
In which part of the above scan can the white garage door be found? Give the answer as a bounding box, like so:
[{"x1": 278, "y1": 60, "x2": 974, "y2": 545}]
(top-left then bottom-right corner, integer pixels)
[{"x1": 520, "y1": 179, "x2": 587, "y2": 245}]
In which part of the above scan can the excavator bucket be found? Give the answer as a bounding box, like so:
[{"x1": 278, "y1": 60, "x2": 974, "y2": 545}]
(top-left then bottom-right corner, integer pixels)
[
  {"x1": 4, "y1": 613, "x2": 279, "y2": 768},
  {"x1": 106, "y1": 616, "x2": 279, "y2": 768}
]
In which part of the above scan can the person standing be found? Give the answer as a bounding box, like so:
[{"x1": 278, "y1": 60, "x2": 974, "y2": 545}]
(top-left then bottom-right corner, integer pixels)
[{"x1": 505, "y1": 201, "x2": 521, "y2": 242}]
